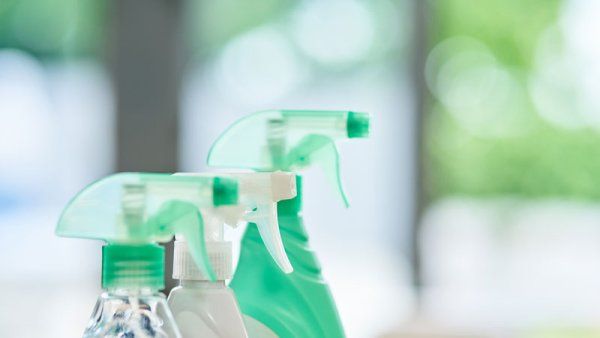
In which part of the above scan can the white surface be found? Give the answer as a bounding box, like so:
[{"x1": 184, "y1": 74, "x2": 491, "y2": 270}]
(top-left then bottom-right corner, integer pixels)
[{"x1": 422, "y1": 198, "x2": 600, "y2": 332}]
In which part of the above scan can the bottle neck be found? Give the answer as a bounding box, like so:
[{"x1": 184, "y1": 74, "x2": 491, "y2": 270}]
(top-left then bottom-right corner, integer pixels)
[
  {"x1": 179, "y1": 279, "x2": 226, "y2": 288},
  {"x1": 173, "y1": 240, "x2": 232, "y2": 280},
  {"x1": 105, "y1": 287, "x2": 160, "y2": 296}
]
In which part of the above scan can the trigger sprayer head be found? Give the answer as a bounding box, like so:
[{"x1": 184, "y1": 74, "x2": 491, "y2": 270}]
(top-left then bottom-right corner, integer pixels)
[
  {"x1": 56, "y1": 173, "x2": 238, "y2": 286},
  {"x1": 171, "y1": 171, "x2": 296, "y2": 278},
  {"x1": 207, "y1": 110, "x2": 370, "y2": 207}
]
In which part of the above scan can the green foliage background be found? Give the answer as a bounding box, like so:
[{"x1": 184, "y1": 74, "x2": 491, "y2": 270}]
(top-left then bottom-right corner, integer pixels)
[
  {"x1": 426, "y1": 0, "x2": 600, "y2": 201},
  {"x1": 0, "y1": 0, "x2": 105, "y2": 58}
]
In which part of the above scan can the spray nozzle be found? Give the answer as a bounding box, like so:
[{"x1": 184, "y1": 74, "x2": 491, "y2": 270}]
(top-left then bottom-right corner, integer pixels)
[
  {"x1": 207, "y1": 110, "x2": 370, "y2": 207},
  {"x1": 56, "y1": 173, "x2": 239, "y2": 283}
]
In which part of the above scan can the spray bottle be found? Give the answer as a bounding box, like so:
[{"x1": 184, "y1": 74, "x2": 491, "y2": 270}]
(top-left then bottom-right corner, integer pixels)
[
  {"x1": 208, "y1": 110, "x2": 370, "y2": 337},
  {"x1": 56, "y1": 172, "x2": 238, "y2": 338},
  {"x1": 167, "y1": 171, "x2": 296, "y2": 338}
]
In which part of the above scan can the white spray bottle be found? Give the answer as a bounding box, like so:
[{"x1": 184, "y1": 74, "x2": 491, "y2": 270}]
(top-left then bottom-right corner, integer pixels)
[{"x1": 167, "y1": 171, "x2": 296, "y2": 338}]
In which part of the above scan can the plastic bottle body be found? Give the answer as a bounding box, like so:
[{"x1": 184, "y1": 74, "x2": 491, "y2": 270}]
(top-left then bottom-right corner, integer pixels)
[
  {"x1": 243, "y1": 315, "x2": 278, "y2": 338},
  {"x1": 168, "y1": 281, "x2": 248, "y2": 338},
  {"x1": 83, "y1": 289, "x2": 181, "y2": 338},
  {"x1": 231, "y1": 211, "x2": 345, "y2": 338}
]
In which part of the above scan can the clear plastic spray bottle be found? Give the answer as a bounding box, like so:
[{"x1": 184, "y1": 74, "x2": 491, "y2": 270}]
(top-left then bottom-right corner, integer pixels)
[{"x1": 55, "y1": 173, "x2": 238, "y2": 338}]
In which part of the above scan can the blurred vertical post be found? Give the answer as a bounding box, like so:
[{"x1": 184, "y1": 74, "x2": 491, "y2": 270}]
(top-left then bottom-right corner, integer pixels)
[
  {"x1": 108, "y1": 0, "x2": 184, "y2": 292},
  {"x1": 410, "y1": 0, "x2": 428, "y2": 308}
]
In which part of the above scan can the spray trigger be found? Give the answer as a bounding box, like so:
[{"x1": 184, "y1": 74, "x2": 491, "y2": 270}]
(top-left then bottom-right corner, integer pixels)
[
  {"x1": 287, "y1": 135, "x2": 349, "y2": 207},
  {"x1": 245, "y1": 202, "x2": 293, "y2": 273}
]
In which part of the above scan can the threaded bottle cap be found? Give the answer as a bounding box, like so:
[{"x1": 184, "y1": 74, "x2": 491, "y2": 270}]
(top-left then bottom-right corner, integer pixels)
[
  {"x1": 102, "y1": 244, "x2": 164, "y2": 290},
  {"x1": 173, "y1": 240, "x2": 232, "y2": 281}
]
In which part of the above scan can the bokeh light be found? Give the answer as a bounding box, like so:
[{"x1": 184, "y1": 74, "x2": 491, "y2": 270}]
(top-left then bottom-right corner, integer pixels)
[
  {"x1": 427, "y1": 37, "x2": 532, "y2": 138},
  {"x1": 291, "y1": 0, "x2": 375, "y2": 66},
  {"x1": 216, "y1": 25, "x2": 305, "y2": 105}
]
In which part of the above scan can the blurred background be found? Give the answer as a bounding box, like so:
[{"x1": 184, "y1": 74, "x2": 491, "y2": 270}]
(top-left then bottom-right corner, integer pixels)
[{"x1": 1, "y1": 0, "x2": 600, "y2": 337}]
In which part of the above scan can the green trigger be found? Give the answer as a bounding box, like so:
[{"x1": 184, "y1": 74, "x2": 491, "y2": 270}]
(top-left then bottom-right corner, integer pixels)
[{"x1": 287, "y1": 135, "x2": 349, "y2": 207}]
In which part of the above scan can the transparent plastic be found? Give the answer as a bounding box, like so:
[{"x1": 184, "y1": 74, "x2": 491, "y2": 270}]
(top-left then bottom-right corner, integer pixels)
[
  {"x1": 84, "y1": 289, "x2": 181, "y2": 338},
  {"x1": 56, "y1": 173, "x2": 230, "y2": 243},
  {"x1": 208, "y1": 110, "x2": 370, "y2": 207},
  {"x1": 56, "y1": 172, "x2": 239, "y2": 282},
  {"x1": 208, "y1": 110, "x2": 352, "y2": 171}
]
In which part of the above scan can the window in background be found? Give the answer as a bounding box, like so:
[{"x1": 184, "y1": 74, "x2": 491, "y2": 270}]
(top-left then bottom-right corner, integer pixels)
[
  {"x1": 180, "y1": 1, "x2": 415, "y2": 337},
  {"x1": 0, "y1": 1, "x2": 112, "y2": 336},
  {"x1": 423, "y1": 0, "x2": 600, "y2": 335}
]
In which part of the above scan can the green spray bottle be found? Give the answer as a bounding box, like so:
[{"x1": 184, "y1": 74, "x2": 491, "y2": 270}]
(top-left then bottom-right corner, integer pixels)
[
  {"x1": 207, "y1": 110, "x2": 370, "y2": 338},
  {"x1": 56, "y1": 172, "x2": 238, "y2": 338}
]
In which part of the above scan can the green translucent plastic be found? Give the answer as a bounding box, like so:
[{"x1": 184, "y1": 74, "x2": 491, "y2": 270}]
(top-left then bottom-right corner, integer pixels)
[
  {"x1": 102, "y1": 244, "x2": 164, "y2": 289},
  {"x1": 213, "y1": 176, "x2": 239, "y2": 206},
  {"x1": 208, "y1": 110, "x2": 370, "y2": 206},
  {"x1": 56, "y1": 173, "x2": 239, "y2": 285},
  {"x1": 208, "y1": 110, "x2": 370, "y2": 338},
  {"x1": 230, "y1": 177, "x2": 345, "y2": 337},
  {"x1": 347, "y1": 111, "x2": 370, "y2": 138}
]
